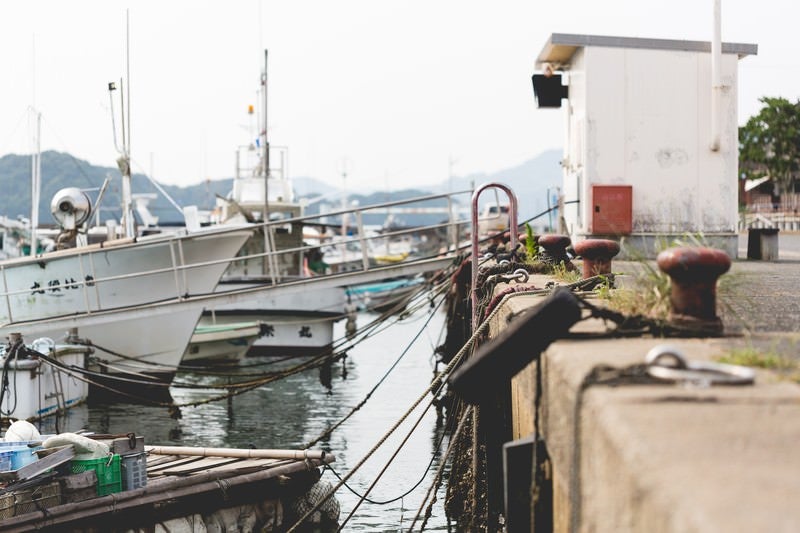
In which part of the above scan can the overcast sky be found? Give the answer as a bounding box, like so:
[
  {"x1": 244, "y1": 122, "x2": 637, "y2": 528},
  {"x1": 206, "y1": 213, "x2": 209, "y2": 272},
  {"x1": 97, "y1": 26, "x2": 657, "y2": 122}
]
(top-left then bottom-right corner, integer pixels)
[{"x1": 1, "y1": 1, "x2": 797, "y2": 190}]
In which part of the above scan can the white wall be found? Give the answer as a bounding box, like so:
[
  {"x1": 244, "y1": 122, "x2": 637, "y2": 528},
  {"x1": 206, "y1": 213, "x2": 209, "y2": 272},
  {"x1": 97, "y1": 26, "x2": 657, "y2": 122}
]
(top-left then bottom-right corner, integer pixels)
[{"x1": 562, "y1": 45, "x2": 740, "y2": 237}]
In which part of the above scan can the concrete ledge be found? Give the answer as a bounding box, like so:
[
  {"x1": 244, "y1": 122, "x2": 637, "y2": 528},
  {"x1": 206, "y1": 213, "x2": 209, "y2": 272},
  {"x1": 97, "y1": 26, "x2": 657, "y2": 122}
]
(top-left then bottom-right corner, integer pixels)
[{"x1": 493, "y1": 291, "x2": 800, "y2": 532}]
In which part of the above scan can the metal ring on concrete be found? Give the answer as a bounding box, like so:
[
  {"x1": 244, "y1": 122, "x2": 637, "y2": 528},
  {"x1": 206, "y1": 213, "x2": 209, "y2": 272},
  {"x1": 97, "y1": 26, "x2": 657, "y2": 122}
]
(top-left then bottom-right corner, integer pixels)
[
  {"x1": 644, "y1": 344, "x2": 756, "y2": 386},
  {"x1": 512, "y1": 269, "x2": 530, "y2": 284}
]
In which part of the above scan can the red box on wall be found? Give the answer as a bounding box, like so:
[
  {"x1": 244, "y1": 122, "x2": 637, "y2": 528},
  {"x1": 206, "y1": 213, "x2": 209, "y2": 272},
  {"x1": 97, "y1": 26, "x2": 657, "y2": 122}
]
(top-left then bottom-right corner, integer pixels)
[{"x1": 592, "y1": 185, "x2": 632, "y2": 235}]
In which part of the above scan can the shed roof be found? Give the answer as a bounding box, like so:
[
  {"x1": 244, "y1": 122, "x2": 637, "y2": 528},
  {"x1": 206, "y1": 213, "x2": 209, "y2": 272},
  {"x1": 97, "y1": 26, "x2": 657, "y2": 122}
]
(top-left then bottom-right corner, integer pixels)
[{"x1": 536, "y1": 33, "x2": 758, "y2": 69}]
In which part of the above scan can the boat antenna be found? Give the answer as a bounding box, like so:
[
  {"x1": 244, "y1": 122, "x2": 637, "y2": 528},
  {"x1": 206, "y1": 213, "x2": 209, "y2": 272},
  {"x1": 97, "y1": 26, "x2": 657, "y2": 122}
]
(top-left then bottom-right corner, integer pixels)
[
  {"x1": 108, "y1": 9, "x2": 135, "y2": 239},
  {"x1": 30, "y1": 108, "x2": 41, "y2": 257},
  {"x1": 262, "y1": 49, "x2": 270, "y2": 224}
]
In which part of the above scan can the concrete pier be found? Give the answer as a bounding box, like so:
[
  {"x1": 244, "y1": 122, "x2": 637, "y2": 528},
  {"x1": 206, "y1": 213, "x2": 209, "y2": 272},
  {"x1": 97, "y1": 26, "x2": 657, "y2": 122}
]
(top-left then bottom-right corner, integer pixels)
[{"x1": 459, "y1": 257, "x2": 800, "y2": 531}]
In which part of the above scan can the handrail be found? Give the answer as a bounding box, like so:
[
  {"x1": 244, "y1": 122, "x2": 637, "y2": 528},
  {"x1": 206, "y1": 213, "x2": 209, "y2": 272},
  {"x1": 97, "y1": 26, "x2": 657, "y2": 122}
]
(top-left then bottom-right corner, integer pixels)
[
  {"x1": 470, "y1": 182, "x2": 519, "y2": 330},
  {"x1": 0, "y1": 189, "x2": 473, "y2": 328}
]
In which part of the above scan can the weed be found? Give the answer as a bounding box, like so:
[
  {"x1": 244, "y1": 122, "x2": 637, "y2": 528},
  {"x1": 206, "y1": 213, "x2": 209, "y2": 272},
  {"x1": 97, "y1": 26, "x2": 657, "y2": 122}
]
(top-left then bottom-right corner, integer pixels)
[
  {"x1": 524, "y1": 223, "x2": 538, "y2": 260},
  {"x1": 552, "y1": 261, "x2": 581, "y2": 283},
  {"x1": 717, "y1": 347, "x2": 787, "y2": 369}
]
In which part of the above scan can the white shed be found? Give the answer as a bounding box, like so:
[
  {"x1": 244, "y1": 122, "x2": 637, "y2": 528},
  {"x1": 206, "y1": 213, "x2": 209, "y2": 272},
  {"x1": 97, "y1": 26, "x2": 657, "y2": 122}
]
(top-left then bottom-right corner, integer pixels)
[{"x1": 534, "y1": 33, "x2": 757, "y2": 257}]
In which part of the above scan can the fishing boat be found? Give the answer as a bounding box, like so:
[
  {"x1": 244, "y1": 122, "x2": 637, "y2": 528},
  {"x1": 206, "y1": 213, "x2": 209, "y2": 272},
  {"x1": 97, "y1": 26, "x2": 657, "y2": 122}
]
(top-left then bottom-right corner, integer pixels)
[
  {"x1": 345, "y1": 276, "x2": 425, "y2": 313},
  {"x1": 0, "y1": 187, "x2": 253, "y2": 388},
  {"x1": 197, "y1": 50, "x2": 346, "y2": 358},
  {"x1": 0, "y1": 334, "x2": 92, "y2": 421},
  {"x1": 182, "y1": 321, "x2": 264, "y2": 366},
  {"x1": 0, "y1": 434, "x2": 337, "y2": 531}
]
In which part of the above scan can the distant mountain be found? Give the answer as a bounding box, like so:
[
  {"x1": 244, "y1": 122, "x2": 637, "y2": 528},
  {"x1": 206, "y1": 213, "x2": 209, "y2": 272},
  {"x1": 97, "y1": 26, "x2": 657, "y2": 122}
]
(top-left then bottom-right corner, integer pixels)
[
  {"x1": 428, "y1": 149, "x2": 563, "y2": 223},
  {"x1": 292, "y1": 176, "x2": 338, "y2": 198},
  {"x1": 0, "y1": 149, "x2": 563, "y2": 228}
]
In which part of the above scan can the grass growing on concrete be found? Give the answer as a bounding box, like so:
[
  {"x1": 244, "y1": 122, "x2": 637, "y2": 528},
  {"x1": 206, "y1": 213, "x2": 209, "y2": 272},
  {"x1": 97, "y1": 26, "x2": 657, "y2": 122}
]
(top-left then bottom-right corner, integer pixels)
[
  {"x1": 595, "y1": 259, "x2": 672, "y2": 320},
  {"x1": 595, "y1": 233, "x2": 744, "y2": 324},
  {"x1": 552, "y1": 261, "x2": 582, "y2": 283},
  {"x1": 717, "y1": 346, "x2": 800, "y2": 383},
  {"x1": 718, "y1": 347, "x2": 786, "y2": 369},
  {"x1": 524, "y1": 223, "x2": 538, "y2": 260}
]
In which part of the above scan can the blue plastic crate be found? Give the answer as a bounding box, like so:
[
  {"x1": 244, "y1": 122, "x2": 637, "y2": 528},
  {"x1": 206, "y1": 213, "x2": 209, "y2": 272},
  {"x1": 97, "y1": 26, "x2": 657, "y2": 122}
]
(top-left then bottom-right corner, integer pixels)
[
  {"x1": 10, "y1": 447, "x2": 38, "y2": 470},
  {"x1": 0, "y1": 450, "x2": 14, "y2": 472}
]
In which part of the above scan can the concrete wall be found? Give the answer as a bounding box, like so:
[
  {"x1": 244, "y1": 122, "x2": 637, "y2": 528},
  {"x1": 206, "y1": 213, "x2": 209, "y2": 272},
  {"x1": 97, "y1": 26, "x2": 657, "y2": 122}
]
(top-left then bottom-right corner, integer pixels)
[
  {"x1": 561, "y1": 45, "x2": 740, "y2": 241},
  {"x1": 492, "y1": 284, "x2": 800, "y2": 532}
]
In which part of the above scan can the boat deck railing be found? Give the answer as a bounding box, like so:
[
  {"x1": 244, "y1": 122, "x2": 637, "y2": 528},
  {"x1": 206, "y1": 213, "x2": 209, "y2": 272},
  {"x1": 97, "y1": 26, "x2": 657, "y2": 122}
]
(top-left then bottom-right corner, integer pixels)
[
  {"x1": 223, "y1": 188, "x2": 476, "y2": 284},
  {"x1": 0, "y1": 187, "x2": 515, "y2": 333}
]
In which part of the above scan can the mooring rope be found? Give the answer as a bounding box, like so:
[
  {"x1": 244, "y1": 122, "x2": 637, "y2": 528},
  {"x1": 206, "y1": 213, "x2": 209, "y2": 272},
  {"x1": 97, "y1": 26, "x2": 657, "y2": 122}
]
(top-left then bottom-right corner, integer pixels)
[
  {"x1": 286, "y1": 282, "x2": 527, "y2": 532},
  {"x1": 303, "y1": 294, "x2": 446, "y2": 449},
  {"x1": 407, "y1": 405, "x2": 472, "y2": 532}
]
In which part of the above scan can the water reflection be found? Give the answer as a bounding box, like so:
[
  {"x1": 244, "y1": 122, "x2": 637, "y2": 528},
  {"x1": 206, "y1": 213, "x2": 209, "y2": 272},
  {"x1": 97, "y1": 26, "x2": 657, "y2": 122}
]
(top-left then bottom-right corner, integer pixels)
[{"x1": 37, "y1": 305, "x2": 451, "y2": 531}]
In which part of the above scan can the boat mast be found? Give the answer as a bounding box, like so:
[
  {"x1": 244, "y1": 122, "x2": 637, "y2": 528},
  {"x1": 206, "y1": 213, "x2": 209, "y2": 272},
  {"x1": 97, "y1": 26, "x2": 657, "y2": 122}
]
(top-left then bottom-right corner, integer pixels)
[
  {"x1": 110, "y1": 10, "x2": 134, "y2": 239},
  {"x1": 30, "y1": 109, "x2": 41, "y2": 257},
  {"x1": 262, "y1": 49, "x2": 270, "y2": 221},
  {"x1": 261, "y1": 49, "x2": 279, "y2": 282}
]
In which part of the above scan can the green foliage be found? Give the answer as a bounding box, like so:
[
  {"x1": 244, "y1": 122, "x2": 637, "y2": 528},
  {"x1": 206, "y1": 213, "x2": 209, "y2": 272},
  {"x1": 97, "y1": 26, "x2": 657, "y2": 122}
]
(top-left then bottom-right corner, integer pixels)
[
  {"x1": 551, "y1": 261, "x2": 581, "y2": 283},
  {"x1": 717, "y1": 347, "x2": 786, "y2": 370},
  {"x1": 739, "y1": 96, "x2": 800, "y2": 195},
  {"x1": 524, "y1": 222, "x2": 538, "y2": 259}
]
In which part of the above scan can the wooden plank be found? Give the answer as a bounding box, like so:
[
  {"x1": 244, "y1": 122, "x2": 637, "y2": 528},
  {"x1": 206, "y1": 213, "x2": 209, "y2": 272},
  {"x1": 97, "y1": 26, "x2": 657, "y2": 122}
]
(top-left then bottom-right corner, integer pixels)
[
  {"x1": 143, "y1": 454, "x2": 183, "y2": 468},
  {"x1": 146, "y1": 456, "x2": 203, "y2": 474},
  {"x1": 0, "y1": 446, "x2": 75, "y2": 482},
  {"x1": 198, "y1": 458, "x2": 287, "y2": 475},
  {"x1": 159, "y1": 457, "x2": 242, "y2": 475}
]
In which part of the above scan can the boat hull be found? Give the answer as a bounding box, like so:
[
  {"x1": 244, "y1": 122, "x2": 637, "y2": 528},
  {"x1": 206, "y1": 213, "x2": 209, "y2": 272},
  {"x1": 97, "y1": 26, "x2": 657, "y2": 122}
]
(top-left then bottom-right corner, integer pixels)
[
  {"x1": 0, "y1": 228, "x2": 252, "y2": 385},
  {"x1": 199, "y1": 311, "x2": 338, "y2": 357},
  {"x1": 0, "y1": 343, "x2": 91, "y2": 421},
  {"x1": 183, "y1": 322, "x2": 263, "y2": 366},
  {"x1": 203, "y1": 282, "x2": 345, "y2": 357}
]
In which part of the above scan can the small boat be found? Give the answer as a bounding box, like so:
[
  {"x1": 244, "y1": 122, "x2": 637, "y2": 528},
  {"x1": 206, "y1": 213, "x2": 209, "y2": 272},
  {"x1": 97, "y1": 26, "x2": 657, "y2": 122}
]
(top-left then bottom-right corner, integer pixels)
[
  {"x1": 345, "y1": 276, "x2": 425, "y2": 313},
  {"x1": 0, "y1": 433, "x2": 338, "y2": 531},
  {"x1": 182, "y1": 321, "x2": 264, "y2": 366},
  {"x1": 0, "y1": 335, "x2": 92, "y2": 421}
]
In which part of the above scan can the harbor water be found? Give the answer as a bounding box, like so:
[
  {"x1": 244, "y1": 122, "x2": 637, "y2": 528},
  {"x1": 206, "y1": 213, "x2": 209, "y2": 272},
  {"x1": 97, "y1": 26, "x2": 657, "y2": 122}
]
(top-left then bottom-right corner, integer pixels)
[{"x1": 37, "y1": 305, "x2": 452, "y2": 531}]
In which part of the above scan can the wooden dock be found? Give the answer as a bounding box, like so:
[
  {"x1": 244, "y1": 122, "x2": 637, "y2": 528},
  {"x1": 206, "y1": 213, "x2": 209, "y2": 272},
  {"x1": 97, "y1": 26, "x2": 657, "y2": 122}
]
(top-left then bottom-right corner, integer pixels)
[{"x1": 0, "y1": 446, "x2": 335, "y2": 532}]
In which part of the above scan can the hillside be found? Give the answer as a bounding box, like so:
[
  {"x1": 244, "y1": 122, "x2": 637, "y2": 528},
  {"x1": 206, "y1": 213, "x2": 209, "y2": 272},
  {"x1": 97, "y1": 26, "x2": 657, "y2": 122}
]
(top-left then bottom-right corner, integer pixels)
[{"x1": 0, "y1": 149, "x2": 562, "y2": 227}]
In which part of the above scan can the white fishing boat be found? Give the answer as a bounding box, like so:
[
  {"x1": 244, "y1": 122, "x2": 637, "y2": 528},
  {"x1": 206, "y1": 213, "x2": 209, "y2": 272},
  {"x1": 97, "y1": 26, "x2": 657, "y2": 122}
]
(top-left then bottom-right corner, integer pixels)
[
  {"x1": 0, "y1": 334, "x2": 92, "y2": 421},
  {"x1": 0, "y1": 187, "x2": 253, "y2": 389},
  {"x1": 197, "y1": 50, "x2": 346, "y2": 358},
  {"x1": 202, "y1": 285, "x2": 343, "y2": 356},
  {"x1": 0, "y1": 67, "x2": 254, "y2": 394},
  {"x1": 182, "y1": 321, "x2": 264, "y2": 366}
]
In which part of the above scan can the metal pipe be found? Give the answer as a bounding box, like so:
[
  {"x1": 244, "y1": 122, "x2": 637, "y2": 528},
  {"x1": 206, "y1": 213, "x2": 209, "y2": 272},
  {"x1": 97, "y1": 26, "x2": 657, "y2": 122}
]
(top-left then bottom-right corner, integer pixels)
[
  {"x1": 470, "y1": 183, "x2": 519, "y2": 330},
  {"x1": 710, "y1": 0, "x2": 722, "y2": 151}
]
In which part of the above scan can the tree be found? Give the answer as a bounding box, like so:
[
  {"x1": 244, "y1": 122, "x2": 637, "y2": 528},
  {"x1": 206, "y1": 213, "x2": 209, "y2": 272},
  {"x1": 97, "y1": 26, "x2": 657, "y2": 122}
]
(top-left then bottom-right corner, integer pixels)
[{"x1": 739, "y1": 96, "x2": 800, "y2": 196}]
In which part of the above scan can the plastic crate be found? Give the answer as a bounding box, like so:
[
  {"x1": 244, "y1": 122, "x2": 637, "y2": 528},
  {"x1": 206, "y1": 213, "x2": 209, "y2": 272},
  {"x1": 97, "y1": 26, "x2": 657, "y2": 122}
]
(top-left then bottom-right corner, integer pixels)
[
  {"x1": 71, "y1": 454, "x2": 122, "y2": 496},
  {"x1": 121, "y1": 452, "x2": 147, "y2": 491},
  {"x1": 10, "y1": 446, "x2": 38, "y2": 470},
  {"x1": 0, "y1": 450, "x2": 14, "y2": 472}
]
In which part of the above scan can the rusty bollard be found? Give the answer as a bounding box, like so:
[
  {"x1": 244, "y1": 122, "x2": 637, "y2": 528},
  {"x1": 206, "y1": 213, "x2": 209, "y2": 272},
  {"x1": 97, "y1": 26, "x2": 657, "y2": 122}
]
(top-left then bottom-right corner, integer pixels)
[
  {"x1": 657, "y1": 247, "x2": 731, "y2": 331},
  {"x1": 538, "y1": 234, "x2": 573, "y2": 268},
  {"x1": 573, "y1": 239, "x2": 620, "y2": 278}
]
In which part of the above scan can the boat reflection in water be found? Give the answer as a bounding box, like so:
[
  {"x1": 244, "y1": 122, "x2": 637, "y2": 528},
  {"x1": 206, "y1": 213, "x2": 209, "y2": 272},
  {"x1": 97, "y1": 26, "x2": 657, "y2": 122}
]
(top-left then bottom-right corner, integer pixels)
[{"x1": 34, "y1": 306, "x2": 451, "y2": 531}]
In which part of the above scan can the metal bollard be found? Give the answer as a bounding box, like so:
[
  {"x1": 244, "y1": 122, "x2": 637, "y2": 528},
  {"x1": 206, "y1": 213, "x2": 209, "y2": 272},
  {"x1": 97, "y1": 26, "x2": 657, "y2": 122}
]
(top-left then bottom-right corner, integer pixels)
[
  {"x1": 538, "y1": 234, "x2": 572, "y2": 267},
  {"x1": 656, "y1": 247, "x2": 731, "y2": 329},
  {"x1": 573, "y1": 239, "x2": 620, "y2": 278}
]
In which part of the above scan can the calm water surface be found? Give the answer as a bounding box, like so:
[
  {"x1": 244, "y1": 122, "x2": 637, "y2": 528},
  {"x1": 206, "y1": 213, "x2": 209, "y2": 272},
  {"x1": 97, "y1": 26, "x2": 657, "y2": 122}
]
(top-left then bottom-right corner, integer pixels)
[{"x1": 39, "y1": 306, "x2": 452, "y2": 532}]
